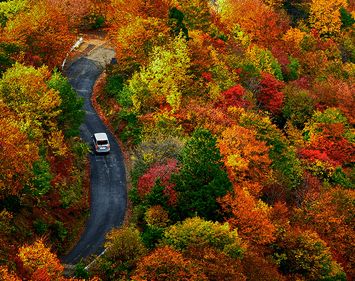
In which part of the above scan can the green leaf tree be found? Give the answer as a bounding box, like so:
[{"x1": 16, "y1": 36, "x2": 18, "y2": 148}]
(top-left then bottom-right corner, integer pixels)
[
  {"x1": 173, "y1": 128, "x2": 232, "y2": 220},
  {"x1": 47, "y1": 70, "x2": 84, "y2": 137},
  {"x1": 274, "y1": 229, "x2": 346, "y2": 280},
  {"x1": 91, "y1": 226, "x2": 147, "y2": 280}
]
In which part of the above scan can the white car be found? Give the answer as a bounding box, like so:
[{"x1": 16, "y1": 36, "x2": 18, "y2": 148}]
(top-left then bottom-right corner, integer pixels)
[{"x1": 92, "y1": 133, "x2": 110, "y2": 154}]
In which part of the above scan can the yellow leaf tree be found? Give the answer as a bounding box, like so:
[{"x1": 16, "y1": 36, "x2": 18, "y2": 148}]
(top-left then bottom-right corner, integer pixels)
[
  {"x1": 129, "y1": 35, "x2": 191, "y2": 113},
  {"x1": 0, "y1": 63, "x2": 61, "y2": 141},
  {"x1": 309, "y1": 0, "x2": 348, "y2": 36}
]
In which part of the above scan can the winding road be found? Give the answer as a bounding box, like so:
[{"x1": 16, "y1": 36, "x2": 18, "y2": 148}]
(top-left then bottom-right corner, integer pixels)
[{"x1": 61, "y1": 42, "x2": 127, "y2": 265}]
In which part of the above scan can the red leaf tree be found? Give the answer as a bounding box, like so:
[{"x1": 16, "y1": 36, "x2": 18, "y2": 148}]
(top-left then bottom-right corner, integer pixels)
[
  {"x1": 256, "y1": 73, "x2": 285, "y2": 114},
  {"x1": 138, "y1": 159, "x2": 179, "y2": 205},
  {"x1": 215, "y1": 84, "x2": 251, "y2": 110}
]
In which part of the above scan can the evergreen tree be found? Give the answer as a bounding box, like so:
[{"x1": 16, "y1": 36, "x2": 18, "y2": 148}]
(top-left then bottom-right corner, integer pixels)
[{"x1": 173, "y1": 128, "x2": 232, "y2": 221}]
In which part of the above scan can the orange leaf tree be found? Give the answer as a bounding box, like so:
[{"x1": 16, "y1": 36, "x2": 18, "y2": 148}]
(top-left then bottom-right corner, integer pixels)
[
  {"x1": 44, "y1": 0, "x2": 92, "y2": 28},
  {"x1": 0, "y1": 266, "x2": 21, "y2": 281},
  {"x1": 0, "y1": 102, "x2": 39, "y2": 198},
  {"x1": 185, "y1": 246, "x2": 247, "y2": 281},
  {"x1": 108, "y1": 0, "x2": 170, "y2": 67},
  {"x1": 3, "y1": 1, "x2": 75, "y2": 68},
  {"x1": 218, "y1": 125, "x2": 271, "y2": 184},
  {"x1": 238, "y1": 110, "x2": 304, "y2": 190},
  {"x1": 295, "y1": 187, "x2": 355, "y2": 277},
  {"x1": 132, "y1": 246, "x2": 208, "y2": 281},
  {"x1": 219, "y1": 185, "x2": 276, "y2": 245},
  {"x1": 18, "y1": 239, "x2": 64, "y2": 280},
  {"x1": 241, "y1": 251, "x2": 286, "y2": 281},
  {"x1": 217, "y1": 0, "x2": 288, "y2": 48}
]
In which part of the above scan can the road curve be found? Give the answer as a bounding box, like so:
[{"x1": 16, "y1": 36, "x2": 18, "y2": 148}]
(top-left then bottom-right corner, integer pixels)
[{"x1": 61, "y1": 45, "x2": 127, "y2": 265}]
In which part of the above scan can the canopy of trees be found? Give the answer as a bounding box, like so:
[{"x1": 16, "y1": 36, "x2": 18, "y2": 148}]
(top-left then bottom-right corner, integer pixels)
[{"x1": 0, "y1": 0, "x2": 354, "y2": 279}]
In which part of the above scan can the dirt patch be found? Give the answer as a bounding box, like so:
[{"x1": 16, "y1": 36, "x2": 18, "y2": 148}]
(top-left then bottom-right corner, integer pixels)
[{"x1": 63, "y1": 28, "x2": 115, "y2": 71}]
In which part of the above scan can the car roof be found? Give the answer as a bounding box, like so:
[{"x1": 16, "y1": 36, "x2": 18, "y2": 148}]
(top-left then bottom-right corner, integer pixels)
[{"x1": 94, "y1": 133, "x2": 109, "y2": 141}]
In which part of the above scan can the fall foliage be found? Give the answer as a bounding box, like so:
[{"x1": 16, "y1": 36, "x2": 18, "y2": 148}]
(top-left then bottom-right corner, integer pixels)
[
  {"x1": 309, "y1": 0, "x2": 348, "y2": 36},
  {"x1": 2, "y1": 1, "x2": 75, "y2": 68},
  {"x1": 93, "y1": 0, "x2": 355, "y2": 278},
  {"x1": 218, "y1": 125, "x2": 271, "y2": 183},
  {"x1": 219, "y1": 185, "x2": 276, "y2": 245},
  {"x1": 132, "y1": 246, "x2": 207, "y2": 281},
  {"x1": 0, "y1": 102, "x2": 39, "y2": 197},
  {"x1": 18, "y1": 239, "x2": 64, "y2": 280},
  {"x1": 1, "y1": 0, "x2": 354, "y2": 279}
]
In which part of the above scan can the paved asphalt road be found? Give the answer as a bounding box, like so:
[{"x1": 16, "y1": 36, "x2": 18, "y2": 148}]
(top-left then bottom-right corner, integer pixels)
[{"x1": 61, "y1": 47, "x2": 127, "y2": 265}]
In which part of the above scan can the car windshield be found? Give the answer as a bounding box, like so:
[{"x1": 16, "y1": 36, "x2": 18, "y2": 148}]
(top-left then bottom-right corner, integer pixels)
[{"x1": 97, "y1": 140, "x2": 108, "y2": 145}]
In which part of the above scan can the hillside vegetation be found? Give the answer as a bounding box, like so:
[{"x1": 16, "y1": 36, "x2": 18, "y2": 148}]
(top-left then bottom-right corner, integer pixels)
[{"x1": 0, "y1": 0, "x2": 354, "y2": 280}]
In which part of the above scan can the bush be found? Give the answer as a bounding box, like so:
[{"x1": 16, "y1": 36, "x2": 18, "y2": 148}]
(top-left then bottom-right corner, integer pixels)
[
  {"x1": 105, "y1": 74, "x2": 125, "y2": 98},
  {"x1": 141, "y1": 226, "x2": 164, "y2": 250},
  {"x1": 28, "y1": 159, "x2": 53, "y2": 197},
  {"x1": 33, "y1": 219, "x2": 48, "y2": 235},
  {"x1": 71, "y1": 138, "x2": 90, "y2": 160},
  {"x1": 131, "y1": 134, "x2": 184, "y2": 184},
  {"x1": 145, "y1": 205, "x2": 170, "y2": 228},
  {"x1": 0, "y1": 195, "x2": 20, "y2": 213},
  {"x1": 92, "y1": 15, "x2": 105, "y2": 29},
  {"x1": 274, "y1": 229, "x2": 346, "y2": 281},
  {"x1": 52, "y1": 221, "x2": 68, "y2": 242},
  {"x1": 60, "y1": 180, "x2": 83, "y2": 208},
  {"x1": 162, "y1": 217, "x2": 245, "y2": 259},
  {"x1": 90, "y1": 226, "x2": 147, "y2": 280},
  {"x1": 74, "y1": 261, "x2": 89, "y2": 279},
  {"x1": 82, "y1": 13, "x2": 106, "y2": 30},
  {"x1": 118, "y1": 110, "x2": 142, "y2": 144},
  {"x1": 282, "y1": 85, "x2": 314, "y2": 129},
  {"x1": 285, "y1": 56, "x2": 300, "y2": 81},
  {"x1": 340, "y1": 7, "x2": 355, "y2": 29},
  {"x1": 47, "y1": 71, "x2": 84, "y2": 138}
]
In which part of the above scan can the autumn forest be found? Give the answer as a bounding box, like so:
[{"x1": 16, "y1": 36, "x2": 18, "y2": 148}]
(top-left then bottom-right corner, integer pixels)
[{"x1": 0, "y1": 0, "x2": 354, "y2": 280}]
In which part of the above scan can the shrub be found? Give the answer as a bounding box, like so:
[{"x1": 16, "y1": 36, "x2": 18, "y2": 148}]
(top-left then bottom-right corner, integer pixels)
[
  {"x1": 90, "y1": 226, "x2": 147, "y2": 280},
  {"x1": 274, "y1": 229, "x2": 346, "y2": 280},
  {"x1": 33, "y1": 219, "x2": 48, "y2": 235},
  {"x1": 132, "y1": 246, "x2": 207, "y2": 281},
  {"x1": 74, "y1": 261, "x2": 89, "y2": 279},
  {"x1": 141, "y1": 225, "x2": 164, "y2": 250},
  {"x1": 28, "y1": 159, "x2": 53, "y2": 197},
  {"x1": 51, "y1": 221, "x2": 68, "y2": 242},
  {"x1": 162, "y1": 217, "x2": 245, "y2": 259},
  {"x1": 118, "y1": 110, "x2": 142, "y2": 144}
]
